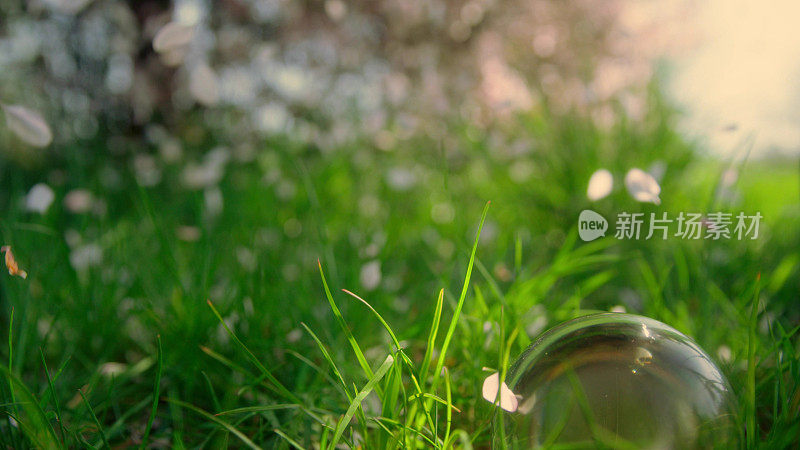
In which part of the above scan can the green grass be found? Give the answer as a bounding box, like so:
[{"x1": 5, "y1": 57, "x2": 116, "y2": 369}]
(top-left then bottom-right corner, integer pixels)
[{"x1": 0, "y1": 91, "x2": 799, "y2": 448}]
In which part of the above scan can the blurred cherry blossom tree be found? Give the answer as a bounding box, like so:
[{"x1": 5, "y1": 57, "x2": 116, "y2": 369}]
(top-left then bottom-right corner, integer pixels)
[{"x1": 0, "y1": 0, "x2": 681, "y2": 160}]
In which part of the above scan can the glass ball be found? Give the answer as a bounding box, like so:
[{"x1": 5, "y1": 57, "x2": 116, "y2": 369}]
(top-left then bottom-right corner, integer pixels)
[{"x1": 494, "y1": 313, "x2": 738, "y2": 449}]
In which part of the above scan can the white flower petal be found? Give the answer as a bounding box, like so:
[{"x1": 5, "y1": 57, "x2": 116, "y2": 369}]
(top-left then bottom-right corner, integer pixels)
[
  {"x1": 717, "y1": 345, "x2": 732, "y2": 363},
  {"x1": 152, "y1": 22, "x2": 195, "y2": 54},
  {"x1": 69, "y1": 243, "x2": 102, "y2": 270},
  {"x1": 64, "y1": 189, "x2": 94, "y2": 214},
  {"x1": 482, "y1": 372, "x2": 519, "y2": 412},
  {"x1": 189, "y1": 63, "x2": 220, "y2": 106},
  {"x1": 359, "y1": 260, "x2": 382, "y2": 291},
  {"x1": 624, "y1": 168, "x2": 661, "y2": 204},
  {"x1": 586, "y1": 169, "x2": 613, "y2": 201},
  {"x1": 2, "y1": 104, "x2": 53, "y2": 148},
  {"x1": 25, "y1": 183, "x2": 55, "y2": 214}
]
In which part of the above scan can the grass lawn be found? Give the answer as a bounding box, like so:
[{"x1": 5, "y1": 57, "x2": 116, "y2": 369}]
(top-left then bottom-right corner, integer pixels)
[{"x1": 0, "y1": 95, "x2": 798, "y2": 448}]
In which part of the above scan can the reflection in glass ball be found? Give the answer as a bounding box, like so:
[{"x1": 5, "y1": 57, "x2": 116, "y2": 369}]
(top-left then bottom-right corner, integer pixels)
[{"x1": 494, "y1": 313, "x2": 738, "y2": 449}]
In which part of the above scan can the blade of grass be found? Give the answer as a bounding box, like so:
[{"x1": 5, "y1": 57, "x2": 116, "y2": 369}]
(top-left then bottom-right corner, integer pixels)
[
  {"x1": 140, "y1": 334, "x2": 163, "y2": 449},
  {"x1": 73, "y1": 429, "x2": 96, "y2": 448},
  {"x1": 273, "y1": 428, "x2": 304, "y2": 450},
  {"x1": 418, "y1": 289, "x2": 444, "y2": 385},
  {"x1": 199, "y1": 345, "x2": 250, "y2": 378},
  {"x1": 39, "y1": 348, "x2": 65, "y2": 444},
  {"x1": 400, "y1": 361, "x2": 438, "y2": 446},
  {"x1": 167, "y1": 387, "x2": 186, "y2": 449},
  {"x1": 746, "y1": 273, "x2": 761, "y2": 447},
  {"x1": 285, "y1": 349, "x2": 343, "y2": 397},
  {"x1": 541, "y1": 397, "x2": 576, "y2": 448},
  {"x1": 203, "y1": 345, "x2": 294, "y2": 398},
  {"x1": 328, "y1": 354, "x2": 394, "y2": 450},
  {"x1": 569, "y1": 371, "x2": 639, "y2": 450},
  {"x1": 342, "y1": 289, "x2": 438, "y2": 436},
  {"x1": 300, "y1": 322, "x2": 371, "y2": 437},
  {"x1": 200, "y1": 320, "x2": 325, "y2": 425},
  {"x1": 406, "y1": 393, "x2": 461, "y2": 412},
  {"x1": 431, "y1": 201, "x2": 490, "y2": 391},
  {"x1": 201, "y1": 371, "x2": 221, "y2": 412},
  {"x1": 0, "y1": 365, "x2": 60, "y2": 449},
  {"x1": 408, "y1": 203, "x2": 490, "y2": 446},
  {"x1": 318, "y1": 261, "x2": 376, "y2": 383},
  {"x1": 372, "y1": 417, "x2": 399, "y2": 441},
  {"x1": 8, "y1": 306, "x2": 13, "y2": 370},
  {"x1": 79, "y1": 391, "x2": 109, "y2": 449},
  {"x1": 443, "y1": 367, "x2": 452, "y2": 446},
  {"x1": 6, "y1": 411, "x2": 56, "y2": 450},
  {"x1": 349, "y1": 380, "x2": 370, "y2": 446},
  {"x1": 300, "y1": 322, "x2": 353, "y2": 402},
  {"x1": 495, "y1": 324, "x2": 519, "y2": 450},
  {"x1": 167, "y1": 398, "x2": 262, "y2": 450},
  {"x1": 379, "y1": 355, "x2": 401, "y2": 449},
  {"x1": 475, "y1": 258, "x2": 506, "y2": 308},
  {"x1": 443, "y1": 429, "x2": 474, "y2": 449},
  {"x1": 7, "y1": 306, "x2": 16, "y2": 431},
  {"x1": 48, "y1": 356, "x2": 71, "y2": 389},
  {"x1": 395, "y1": 355, "x2": 410, "y2": 447},
  {"x1": 214, "y1": 404, "x2": 300, "y2": 416},
  {"x1": 371, "y1": 417, "x2": 438, "y2": 447},
  {"x1": 341, "y1": 289, "x2": 404, "y2": 353},
  {"x1": 207, "y1": 300, "x2": 301, "y2": 404},
  {"x1": 91, "y1": 397, "x2": 150, "y2": 447},
  {"x1": 341, "y1": 287, "x2": 432, "y2": 429}
]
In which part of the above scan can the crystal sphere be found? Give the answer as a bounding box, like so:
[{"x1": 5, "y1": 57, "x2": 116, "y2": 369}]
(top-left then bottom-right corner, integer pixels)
[{"x1": 494, "y1": 313, "x2": 738, "y2": 449}]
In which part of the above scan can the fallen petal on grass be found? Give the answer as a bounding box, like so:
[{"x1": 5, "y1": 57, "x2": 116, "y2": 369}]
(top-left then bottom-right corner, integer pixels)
[
  {"x1": 625, "y1": 167, "x2": 661, "y2": 204},
  {"x1": 587, "y1": 168, "x2": 613, "y2": 201},
  {"x1": 482, "y1": 372, "x2": 518, "y2": 412}
]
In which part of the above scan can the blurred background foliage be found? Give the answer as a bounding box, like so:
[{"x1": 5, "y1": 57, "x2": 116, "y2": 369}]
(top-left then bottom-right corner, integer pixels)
[{"x1": 0, "y1": 0, "x2": 659, "y2": 159}]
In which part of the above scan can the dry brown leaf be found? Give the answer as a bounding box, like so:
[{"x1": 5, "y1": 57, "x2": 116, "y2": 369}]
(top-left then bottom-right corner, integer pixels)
[{"x1": 1, "y1": 245, "x2": 28, "y2": 279}]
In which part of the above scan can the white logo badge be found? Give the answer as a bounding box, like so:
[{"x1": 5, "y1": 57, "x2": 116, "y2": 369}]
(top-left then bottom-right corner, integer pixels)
[{"x1": 578, "y1": 210, "x2": 608, "y2": 241}]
